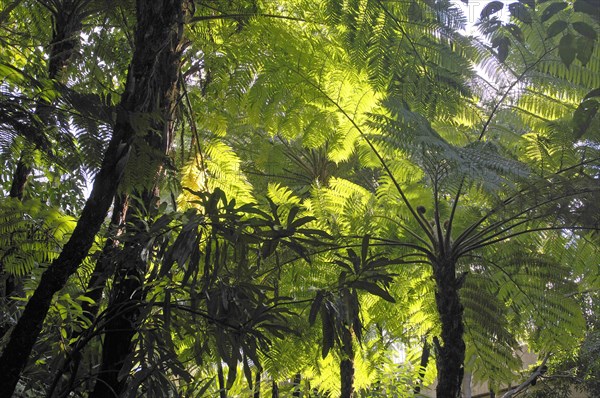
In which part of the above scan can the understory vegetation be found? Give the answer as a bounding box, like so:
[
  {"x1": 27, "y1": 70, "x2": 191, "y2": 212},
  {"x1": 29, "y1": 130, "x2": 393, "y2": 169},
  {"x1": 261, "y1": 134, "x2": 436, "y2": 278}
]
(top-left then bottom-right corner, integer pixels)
[{"x1": 0, "y1": 0, "x2": 599, "y2": 397}]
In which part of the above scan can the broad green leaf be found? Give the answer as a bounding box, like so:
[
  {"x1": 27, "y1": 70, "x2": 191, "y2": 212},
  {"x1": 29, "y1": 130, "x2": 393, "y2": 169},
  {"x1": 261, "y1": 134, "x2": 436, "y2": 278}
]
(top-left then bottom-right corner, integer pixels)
[
  {"x1": 309, "y1": 291, "x2": 324, "y2": 325},
  {"x1": 572, "y1": 21, "x2": 598, "y2": 40},
  {"x1": 546, "y1": 20, "x2": 568, "y2": 38},
  {"x1": 506, "y1": 23, "x2": 524, "y2": 42},
  {"x1": 361, "y1": 234, "x2": 370, "y2": 265},
  {"x1": 584, "y1": 88, "x2": 600, "y2": 100},
  {"x1": 573, "y1": 0, "x2": 600, "y2": 19},
  {"x1": 492, "y1": 36, "x2": 511, "y2": 63},
  {"x1": 349, "y1": 280, "x2": 396, "y2": 303},
  {"x1": 559, "y1": 33, "x2": 576, "y2": 67},
  {"x1": 573, "y1": 98, "x2": 599, "y2": 138},
  {"x1": 509, "y1": 2, "x2": 533, "y2": 24},
  {"x1": 408, "y1": 2, "x2": 423, "y2": 20},
  {"x1": 518, "y1": 0, "x2": 535, "y2": 8},
  {"x1": 321, "y1": 307, "x2": 335, "y2": 359},
  {"x1": 576, "y1": 36, "x2": 595, "y2": 66},
  {"x1": 481, "y1": 1, "x2": 505, "y2": 19},
  {"x1": 541, "y1": 2, "x2": 568, "y2": 22}
]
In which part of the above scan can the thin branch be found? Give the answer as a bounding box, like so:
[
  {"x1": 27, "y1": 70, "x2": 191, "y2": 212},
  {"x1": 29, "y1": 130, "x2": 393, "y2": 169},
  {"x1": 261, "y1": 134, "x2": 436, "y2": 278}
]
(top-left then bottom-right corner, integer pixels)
[
  {"x1": 501, "y1": 355, "x2": 550, "y2": 398},
  {"x1": 464, "y1": 226, "x2": 597, "y2": 254},
  {"x1": 445, "y1": 177, "x2": 464, "y2": 251},
  {"x1": 478, "y1": 46, "x2": 557, "y2": 141},
  {"x1": 371, "y1": 214, "x2": 433, "y2": 250},
  {"x1": 457, "y1": 187, "x2": 600, "y2": 255},
  {"x1": 190, "y1": 13, "x2": 308, "y2": 24}
]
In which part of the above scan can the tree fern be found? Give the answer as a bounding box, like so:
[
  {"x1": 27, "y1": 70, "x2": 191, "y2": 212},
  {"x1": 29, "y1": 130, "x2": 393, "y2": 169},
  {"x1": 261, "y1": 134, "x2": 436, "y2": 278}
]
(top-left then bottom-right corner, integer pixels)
[{"x1": 0, "y1": 198, "x2": 75, "y2": 278}]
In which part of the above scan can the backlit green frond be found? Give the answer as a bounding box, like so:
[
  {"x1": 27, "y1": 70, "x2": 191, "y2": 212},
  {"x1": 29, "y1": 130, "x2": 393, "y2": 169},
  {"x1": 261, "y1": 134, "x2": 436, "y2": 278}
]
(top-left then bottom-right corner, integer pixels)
[{"x1": 0, "y1": 198, "x2": 75, "y2": 277}]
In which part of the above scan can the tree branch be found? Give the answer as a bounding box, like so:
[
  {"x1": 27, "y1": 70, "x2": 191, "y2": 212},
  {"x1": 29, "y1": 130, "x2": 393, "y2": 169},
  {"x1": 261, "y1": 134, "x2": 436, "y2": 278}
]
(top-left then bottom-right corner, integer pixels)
[{"x1": 501, "y1": 355, "x2": 549, "y2": 398}]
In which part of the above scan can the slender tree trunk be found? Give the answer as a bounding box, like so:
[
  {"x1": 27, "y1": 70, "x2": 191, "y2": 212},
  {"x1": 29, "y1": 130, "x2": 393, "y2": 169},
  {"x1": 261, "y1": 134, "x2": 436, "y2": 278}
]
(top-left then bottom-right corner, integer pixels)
[
  {"x1": 340, "y1": 325, "x2": 355, "y2": 398},
  {"x1": 272, "y1": 380, "x2": 279, "y2": 398},
  {"x1": 88, "y1": 241, "x2": 147, "y2": 398},
  {"x1": 44, "y1": 196, "x2": 129, "y2": 398},
  {"x1": 433, "y1": 257, "x2": 466, "y2": 398},
  {"x1": 8, "y1": 160, "x2": 32, "y2": 200},
  {"x1": 0, "y1": 97, "x2": 130, "y2": 396},
  {"x1": 292, "y1": 373, "x2": 301, "y2": 397},
  {"x1": 79, "y1": 195, "x2": 129, "y2": 323},
  {"x1": 414, "y1": 337, "x2": 430, "y2": 394},
  {"x1": 0, "y1": 0, "x2": 84, "y2": 340},
  {"x1": 88, "y1": 1, "x2": 189, "y2": 396},
  {"x1": 218, "y1": 361, "x2": 228, "y2": 398},
  {"x1": 0, "y1": 1, "x2": 189, "y2": 395},
  {"x1": 254, "y1": 370, "x2": 261, "y2": 398}
]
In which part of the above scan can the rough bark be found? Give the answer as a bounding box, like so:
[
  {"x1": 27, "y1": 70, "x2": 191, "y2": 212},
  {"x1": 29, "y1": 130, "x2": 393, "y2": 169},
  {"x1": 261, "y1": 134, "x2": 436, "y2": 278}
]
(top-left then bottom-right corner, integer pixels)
[
  {"x1": 433, "y1": 257, "x2": 466, "y2": 398},
  {"x1": 88, "y1": 1, "x2": 189, "y2": 396},
  {"x1": 81, "y1": 195, "x2": 129, "y2": 319},
  {"x1": 340, "y1": 325, "x2": 355, "y2": 398},
  {"x1": 45, "y1": 196, "x2": 129, "y2": 398},
  {"x1": 0, "y1": 104, "x2": 130, "y2": 396},
  {"x1": 88, "y1": 242, "x2": 147, "y2": 398},
  {"x1": 0, "y1": 1, "x2": 188, "y2": 395}
]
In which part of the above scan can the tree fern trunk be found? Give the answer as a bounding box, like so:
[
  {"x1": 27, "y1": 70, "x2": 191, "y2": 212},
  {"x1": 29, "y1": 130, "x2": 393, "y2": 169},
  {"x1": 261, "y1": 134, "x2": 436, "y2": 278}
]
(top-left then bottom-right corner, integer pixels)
[
  {"x1": 80, "y1": 194, "x2": 129, "y2": 322},
  {"x1": 88, "y1": 243, "x2": 146, "y2": 398},
  {"x1": 340, "y1": 325, "x2": 355, "y2": 398},
  {"x1": 272, "y1": 380, "x2": 279, "y2": 398},
  {"x1": 0, "y1": 1, "x2": 188, "y2": 395},
  {"x1": 88, "y1": 0, "x2": 189, "y2": 396},
  {"x1": 44, "y1": 195, "x2": 129, "y2": 398},
  {"x1": 433, "y1": 257, "x2": 465, "y2": 398}
]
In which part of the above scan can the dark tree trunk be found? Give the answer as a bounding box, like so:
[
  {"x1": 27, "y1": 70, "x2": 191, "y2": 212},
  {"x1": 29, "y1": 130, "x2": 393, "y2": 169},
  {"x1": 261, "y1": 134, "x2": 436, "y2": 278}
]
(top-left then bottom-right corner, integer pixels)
[
  {"x1": 272, "y1": 380, "x2": 279, "y2": 398},
  {"x1": 340, "y1": 326, "x2": 355, "y2": 398},
  {"x1": 89, "y1": 1, "x2": 189, "y2": 396},
  {"x1": 0, "y1": 108, "x2": 128, "y2": 396},
  {"x1": 414, "y1": 337, "x2": 430, "y2": 394},
  {"x1": 0, "y1": 0, "x2": 83, "y2": 342},
  {"x1": 254, "y1": 371, "x2": 261, "y2": 398},
  {"x1": 8, "y1": 160, "x2": 32, "y2": 200},
  {"x1": 292, "y1": 373, "x2": 301, "y2": 397},
  {"x1": 80, "y1": 195, "x2": 129, "y2": 323},
  {"x1": 433, "y1": 257, "x2": 466, "y2": 398},
  {"x1": 0, "y1": 1, "x2": 188, "y2": 395},
  {"x1": 88, "y1": 242, "x2": 146, "y2": 398},
  {"x1": 218, "y1": 362, "x2": 228, "y2": 398},
  {"x1": 44, "y1": 196, "x2": 129, "y2": 398}
]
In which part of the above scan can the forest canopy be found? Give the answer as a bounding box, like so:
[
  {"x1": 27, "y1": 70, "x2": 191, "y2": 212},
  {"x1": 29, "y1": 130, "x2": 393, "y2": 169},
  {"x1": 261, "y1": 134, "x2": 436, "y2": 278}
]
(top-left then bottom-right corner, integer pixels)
[{"x1": 0, "y1": 0, "x2": 599, "y2": 397}]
